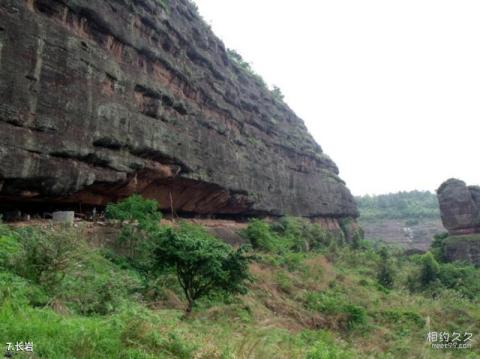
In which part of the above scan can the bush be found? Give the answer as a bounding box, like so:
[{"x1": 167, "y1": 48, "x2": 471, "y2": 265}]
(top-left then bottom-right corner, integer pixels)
[
  {"x1": 0, "y1": 233, "x2": 21, "y2": 270},
  {"x1": 106, "y1": 195, "x2": 162, "y2": 258},
  {"x1": 377, "y1": 247, "x2": 395, "y2": 289},
  {"x1": 306, "y1": 339, "x2": 355, "y2": 359},
  {"x1": 300, "y1": 330, "x2": 357, "y2": 359},
  {"x1": 420, "y1": 252, "x2": 440, "y2": 287},
  {"x1": 59, "y1": 252, "x2": 143, "y2": 315},
  {"x1": 105, "y1": 195, "x2": 162, "y2": 227},
  {"x1": 247, "y1": 217, "x2": 338, "y2": 253},
  {"x1": 339, "y1": 218, "x2": 363, "y2": 249},
  {"x1": 243, "y1": 219, "x2": 284, "y2": 252},
  {"x1": 271, "y1": 85, "x2": 285, "y2": 102},
  {"x1": 14, "y1": 227, "x2": 80, "y2": 292},
  {"x1": 430, "y1": 232, "x2": 449, "y2": 262},
  {"x1": 438, "y1": 262, "x2": 480, "y2": 299},
  {"x1": 306, "y1": 291, "x2": 368, "y2": 330},
  {"x1": 272, "y1": 216, "x2": 307, "y2": 251},
  {"x1": 377, "y1": 309, "x2": 425, "y2": 328},
  {"x1": 1, "y1": 225, "x2": 141, "y2": 315},
  {"x1": 151, "y1": 223, "x2": 252, "y2": 313},
  {"x1": 0, "y1": 272, "x2": 48, "y2": 308}
]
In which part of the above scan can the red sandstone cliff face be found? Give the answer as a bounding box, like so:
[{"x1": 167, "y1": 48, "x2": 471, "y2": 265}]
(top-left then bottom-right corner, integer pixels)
[{"x1": 0, "y1": 0, "x2": 358, "y2": 218}]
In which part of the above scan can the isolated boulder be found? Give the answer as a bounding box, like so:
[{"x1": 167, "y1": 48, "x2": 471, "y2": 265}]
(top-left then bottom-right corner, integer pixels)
[{"x1": 437, "y1": 179, "x2": 480, "y2": 235}]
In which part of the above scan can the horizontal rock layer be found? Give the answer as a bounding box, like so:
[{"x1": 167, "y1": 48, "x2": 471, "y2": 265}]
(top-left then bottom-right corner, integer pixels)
[{"x1": 0, "y1": 0, "x2": 357, "y2": 218}]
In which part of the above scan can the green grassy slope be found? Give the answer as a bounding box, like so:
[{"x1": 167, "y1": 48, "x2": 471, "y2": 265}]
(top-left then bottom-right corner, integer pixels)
[{"x1": 0, "y1": 220, "x2": 479, "y2": 359}]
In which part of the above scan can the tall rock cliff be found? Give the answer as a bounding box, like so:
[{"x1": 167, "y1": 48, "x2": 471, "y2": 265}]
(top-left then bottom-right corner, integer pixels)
[{"x1": 0, "y1": 0, "x2": 357, "y2": 218}]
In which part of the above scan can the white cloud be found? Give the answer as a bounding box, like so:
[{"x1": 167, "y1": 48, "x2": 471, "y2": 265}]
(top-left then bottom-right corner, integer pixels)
[{"x1": 194, "y1": 0, "x2": 480, "y2": 195}]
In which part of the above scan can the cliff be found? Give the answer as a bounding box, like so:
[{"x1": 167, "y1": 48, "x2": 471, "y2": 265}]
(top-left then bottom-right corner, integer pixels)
[{"x1": 0, "y1": 0, "x2": 357, "y2": 218}]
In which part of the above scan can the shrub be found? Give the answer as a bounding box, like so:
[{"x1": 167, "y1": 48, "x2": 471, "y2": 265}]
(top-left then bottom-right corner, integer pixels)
[
  {"x1": 2, "y1": 225, "x2": 141, "y2": 315},
  {"x1": 151, "y1": 224, "x2": 252, "y2": 313},
  {"x1": 438, "y1": 262, "x2": 480, "y2": 299},
  {"x1": 277, "y1": 252, "x2": 307, "y2": 272},
  {"x1": 272, "y1": 216, "x2": 307, "y2": 251},
  {"x1": 0, "y1": 233, "x2": 21, "y2": 270},
  {"x1": 377, "y1": 309, "x2": 425, "y2": 328},
  {"x1": 271, "y1": 85, "x2": 285, "y2": 102},
  {"x1": 430, "y1": 232, "x2": 449, "y2": 262},
  {"x1": 59, "y1": 252, "x2": 143, "y2": 315},
  {"x1": 377, "y1": 247, "x2": 395, "y2": 289},
  {"x1": 339, "y1": 218, "x2": 363, "y2": 249},
  {"x1": 243, "y1": 219, "x2": 284, "y2": 252},
  {"x1": 105, "y1": 194, "x2": 162, "y2": 227},
  {"x1": 306, "y1": 339, "x2": 355, "y2": 359},
  {"x1": 309, "y1": 225, "x2": 337, "y2": 250},
  {"x1": 106, "y1": 195, "x2": 162, "y2": 258},
  {"x1": 244, "y1": 217, "x2": 341, "y2": 254},
  {"x1": 306, "y1": 291, "x2": 367, "y2": 330},
  {"x1": 300, "y1": 330, "x2": 357, "y2": 359},
  {"x1": 14, "y1": 227, "x2": 80, "y2": 291},
  {"x1": 420, "y1": 252, "x2": 440, "y2": 287},
  {"x1": 0, "y1": 272, "x2": 48, "y2": 308}
]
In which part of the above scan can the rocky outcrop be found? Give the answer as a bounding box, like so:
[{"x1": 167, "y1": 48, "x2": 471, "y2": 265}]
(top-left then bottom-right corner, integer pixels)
[
  {"x1": 437, "y1": 179, "x2": 480, "y2": 235},
  {"x1": 0, "y1": 0, "x2": 357, "y2": 219},
  {"x1": 437, "y1": 179, "x2": 480, "y2": 266},
  {"x1": 443, "y1": 235, "x2": 480, "y2": 267}
]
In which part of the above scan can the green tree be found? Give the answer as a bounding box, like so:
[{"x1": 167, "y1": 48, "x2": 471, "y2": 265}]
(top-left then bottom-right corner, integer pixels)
[
  {"x1": 105, "y1": 194, "x2": 161, "y2": 227},
  {"x1": 105, "y1": 195, "x2": 162, "y2": 257},
  {"x1": 152, "y1": 224, "x2": 252, "y2": 313},
  {"x1": 377, "y1": 247, "x2": 394, "y2": 289},
  {"x1": 420, "y1": 252, "x2": 440, "y2": 287}
]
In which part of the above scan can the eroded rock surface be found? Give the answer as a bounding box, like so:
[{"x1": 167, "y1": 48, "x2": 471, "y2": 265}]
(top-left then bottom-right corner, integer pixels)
[
  {"x1": 0, "y1": 0, "x2": 357, "y2": 218},
  {"x1": 437, "y1": 179, "x2": 480, "y2": 235},
  {"x1": 443, "y1": 235, "x2": 480, "y2": 267}
]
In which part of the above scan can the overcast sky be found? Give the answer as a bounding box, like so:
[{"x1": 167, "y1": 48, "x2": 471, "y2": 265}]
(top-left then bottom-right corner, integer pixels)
[{"x1": 194, "y1": 0, "x2": 480, "y2": 196}]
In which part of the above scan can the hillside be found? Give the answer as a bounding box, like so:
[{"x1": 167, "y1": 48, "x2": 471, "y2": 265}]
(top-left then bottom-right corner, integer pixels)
[
  {"x1": 1, "y1": 198, "x2": 479, "y2": 358},
  {"x1": 356, "y1": 191, "x2": 440, "y2": 221},
  {"x1": 356, "y1": 191, "x2": 444, "y2": 250}
]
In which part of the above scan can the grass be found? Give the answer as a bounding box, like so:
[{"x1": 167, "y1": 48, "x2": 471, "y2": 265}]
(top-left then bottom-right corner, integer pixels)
[{"x1": 0, "y1": 222, "x2": 479, "y2": 358}]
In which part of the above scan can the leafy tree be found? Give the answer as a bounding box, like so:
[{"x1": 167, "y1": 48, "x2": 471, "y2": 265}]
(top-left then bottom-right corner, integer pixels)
[
  {"x1": 430, "y1": 232, "x2": 449, "y2": 262},
  {"x1": 420, "y1": 252, "x2": 440, "y2": 287},
  {"x1": 106, "y1": 195, "x2": 162, "y2": 257},
  {"x1": 105, "y1": 194, "x2": 162, "y2": 227},
  {"x1": 377, "y1": 247, "x2": 394, "y2": 289},
  {"x1": 152, "y1": 224, "x2": 252, "y2": 313}
]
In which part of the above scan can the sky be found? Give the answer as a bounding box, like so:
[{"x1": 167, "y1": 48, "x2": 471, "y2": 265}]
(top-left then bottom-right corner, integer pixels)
[{"x1": 193, "y1": 0, "x2": 480, "y2": 196}]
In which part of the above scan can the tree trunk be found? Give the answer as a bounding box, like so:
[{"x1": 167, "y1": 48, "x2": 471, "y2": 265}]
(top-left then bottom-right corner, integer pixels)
[{"x1": 186, "y1": 300, "x2": 193, "y2": 315}]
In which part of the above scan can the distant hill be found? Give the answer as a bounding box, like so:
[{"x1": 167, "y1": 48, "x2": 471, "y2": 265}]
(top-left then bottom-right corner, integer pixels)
[
  {"x1": 356, "y1": 190, "x2": 440, "y2": 221},
  {"x1": 356, "y1": 191, "x2": 443, "y2": 250}
]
